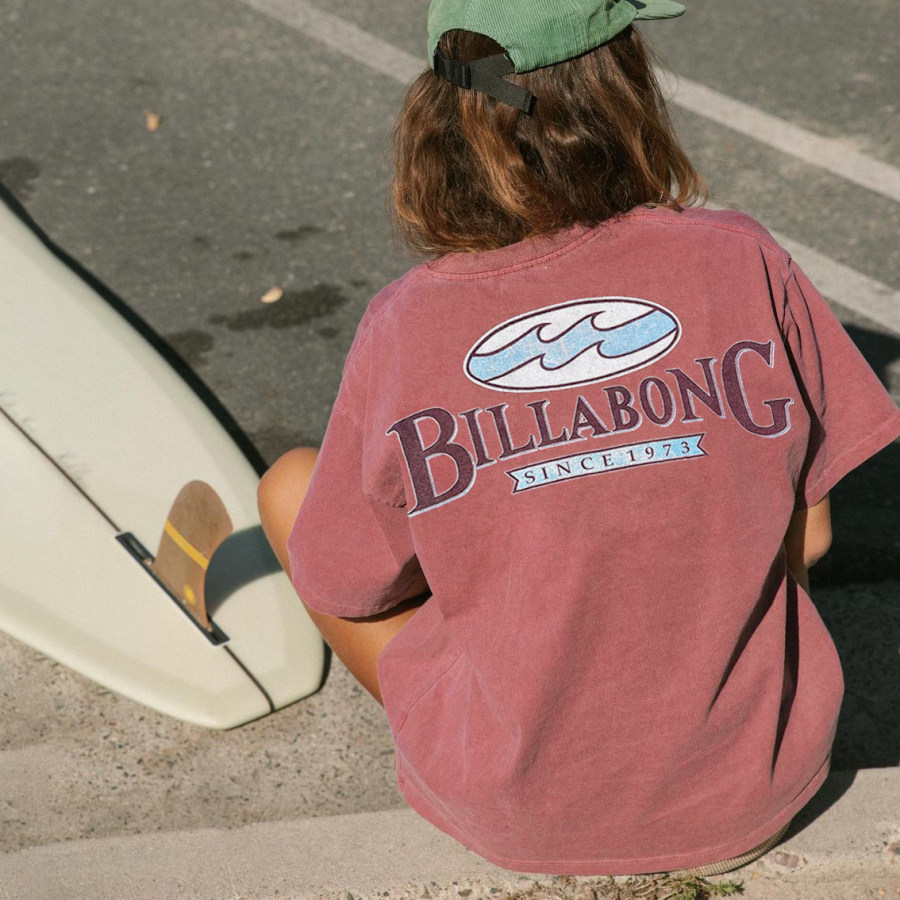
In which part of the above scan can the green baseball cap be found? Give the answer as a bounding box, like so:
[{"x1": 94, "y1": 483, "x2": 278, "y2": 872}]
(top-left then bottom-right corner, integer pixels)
[{"x1": 428, "y1": 0, "x2": 684, "y2": 112}]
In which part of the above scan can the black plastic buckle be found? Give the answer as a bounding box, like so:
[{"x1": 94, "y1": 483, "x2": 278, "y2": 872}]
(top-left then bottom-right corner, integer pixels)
[
  {"x1": 434, "y1": 48, "x2": 471, "y2": 89},
  {"x1": 433, "y1": 48, "x2": 535, "y2": 115}
]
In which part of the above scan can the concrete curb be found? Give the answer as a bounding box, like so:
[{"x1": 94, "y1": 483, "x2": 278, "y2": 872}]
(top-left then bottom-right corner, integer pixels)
[{"x1": 1, "y1": 768, "x2": 897, "y2": 899}]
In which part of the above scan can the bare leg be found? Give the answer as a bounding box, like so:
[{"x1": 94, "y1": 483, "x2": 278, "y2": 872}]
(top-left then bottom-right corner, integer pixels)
[{"x1": 258, "y1": 447, "x2": 425, "y2": 705}]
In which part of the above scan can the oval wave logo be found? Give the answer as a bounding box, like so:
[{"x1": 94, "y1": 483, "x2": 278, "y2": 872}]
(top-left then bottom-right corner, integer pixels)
[{"x1": 465, "y1": 297, "x2": 681, "y2": 392}]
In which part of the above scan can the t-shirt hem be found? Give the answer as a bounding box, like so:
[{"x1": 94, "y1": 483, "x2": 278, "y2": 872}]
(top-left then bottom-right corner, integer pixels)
[
  {"x1": 394, "y1": 752, "x2": 831, "y2": 876},
  {"x1": 797, "y1": 409, "x2": 900, "y2": 510}
]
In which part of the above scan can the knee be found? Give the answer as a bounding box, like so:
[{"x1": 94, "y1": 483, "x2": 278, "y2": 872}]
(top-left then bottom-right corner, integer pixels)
[{"x1": 257, "y1": 447, "x2": 319, "y2": 527}]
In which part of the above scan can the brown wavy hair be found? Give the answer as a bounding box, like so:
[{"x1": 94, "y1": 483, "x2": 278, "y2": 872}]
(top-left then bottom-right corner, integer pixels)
[{"x1": 391, "y1": 26, "x2": 706, "y2": 256}]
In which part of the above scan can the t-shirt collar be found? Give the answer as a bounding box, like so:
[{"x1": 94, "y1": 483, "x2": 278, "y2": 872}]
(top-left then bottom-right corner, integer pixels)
[{"x1": 425, "y1": 207, "x2": 648, "y2": 277}]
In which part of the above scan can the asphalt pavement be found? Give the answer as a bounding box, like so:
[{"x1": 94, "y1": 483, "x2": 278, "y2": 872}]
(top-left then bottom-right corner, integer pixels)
[{"x1": 1, "y1": 0, "x2": 898, "y2": 895}]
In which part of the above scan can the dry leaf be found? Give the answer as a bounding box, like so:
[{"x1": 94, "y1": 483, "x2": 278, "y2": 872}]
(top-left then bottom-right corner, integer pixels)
[
  {"x1": 260, "y1": 286, "x2": 284, "y2": 304},
  {"x1": 144, "y1": 110, "x2": 162, "y2": 132}
]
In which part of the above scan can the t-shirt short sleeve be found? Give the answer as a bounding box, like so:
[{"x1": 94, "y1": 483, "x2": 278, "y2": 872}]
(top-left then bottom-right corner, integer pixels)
[
  {"x1": 287, "y1": 401, "x2": 424, "y2": 617},
  {"x1": 286, "y1": 335, "x2": 425, "y2": 618},
  {"x1": 781, "y1": 260, "x2": 900, "y2": 510}
]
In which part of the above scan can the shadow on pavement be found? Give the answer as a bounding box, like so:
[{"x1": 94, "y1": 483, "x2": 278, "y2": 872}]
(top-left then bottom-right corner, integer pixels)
[
  {"x1": 785, "y1": 767, "x2": 857, "y2": 839},
  {"x1": 814, "y1": 323, "x2": 900, "y2": 771},
  {"x1": 817, "y1": 324, "x2": 900, "y2": 585}
]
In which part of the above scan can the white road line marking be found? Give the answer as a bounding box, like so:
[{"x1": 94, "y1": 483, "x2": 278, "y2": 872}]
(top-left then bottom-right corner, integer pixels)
[
  {"x1": 660, "y1": 75, "x2": 900, "y2": 205},
  {"x1": 241, "y1": 0, "x2": 900, "y2": 334},
  {"x1": 241, "y1": 0, "x2": 422, "y2": 82},
  {"x1": 244, "y1": 0, "x2": 900, "y2": 206}
]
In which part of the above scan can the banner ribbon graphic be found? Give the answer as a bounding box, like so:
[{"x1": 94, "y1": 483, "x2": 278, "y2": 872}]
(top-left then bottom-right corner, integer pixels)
[{"x1": 506, "y1": 433, "x2": 707, "y2": 493}]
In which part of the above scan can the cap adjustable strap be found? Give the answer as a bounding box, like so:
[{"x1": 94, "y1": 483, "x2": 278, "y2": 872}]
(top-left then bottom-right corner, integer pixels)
[{"x1": 434, "y1": 48, "x2": 535, "y2": 114}]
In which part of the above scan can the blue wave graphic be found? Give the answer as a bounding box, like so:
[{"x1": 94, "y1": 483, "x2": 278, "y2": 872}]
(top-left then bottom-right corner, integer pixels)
[{"x1": 469, "y1": 310, "x2": 677, "y2": 383}]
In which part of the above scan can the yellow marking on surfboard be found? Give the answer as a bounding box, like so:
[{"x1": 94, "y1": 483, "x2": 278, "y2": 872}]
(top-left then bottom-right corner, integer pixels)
[
  {"x1": 183, "y1": 585, "x2": 196, "y2": 606},
  {"x1": 163, "y1": 520, "x2": 210, "y2": 570}
]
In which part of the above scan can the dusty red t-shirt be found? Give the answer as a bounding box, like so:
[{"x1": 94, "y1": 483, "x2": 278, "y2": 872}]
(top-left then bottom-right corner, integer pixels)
[{"x1": 288, "y1": 206, "x2": 900, "y2": 875}]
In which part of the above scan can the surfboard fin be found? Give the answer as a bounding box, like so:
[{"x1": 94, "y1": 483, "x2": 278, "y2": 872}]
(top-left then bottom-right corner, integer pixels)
[{"x1": 150, "y1": 481, "x2": 233, "y2": 631}]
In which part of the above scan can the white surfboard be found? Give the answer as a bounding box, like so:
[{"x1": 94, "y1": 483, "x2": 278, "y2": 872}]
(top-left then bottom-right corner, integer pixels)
[{"x1": 0, "y1": 186, "x2": 325, "y2": 729}]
